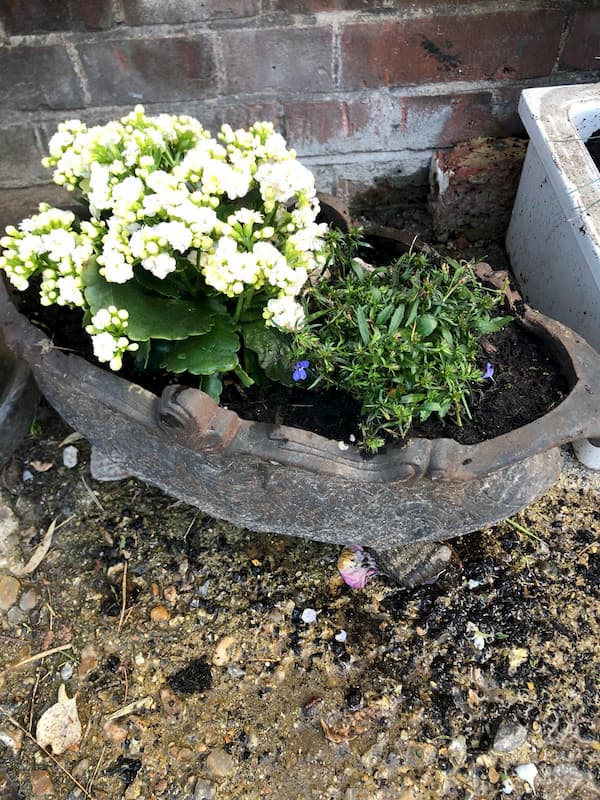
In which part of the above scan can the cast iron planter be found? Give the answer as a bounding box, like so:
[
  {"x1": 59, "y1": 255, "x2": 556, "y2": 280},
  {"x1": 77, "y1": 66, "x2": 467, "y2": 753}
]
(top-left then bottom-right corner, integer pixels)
[
  {"x1": 0, "y1": 327, "x2": 39, "y2": 464},
  {"x1": 1, "y1": 205, "x2": 599, "y2": 581}
]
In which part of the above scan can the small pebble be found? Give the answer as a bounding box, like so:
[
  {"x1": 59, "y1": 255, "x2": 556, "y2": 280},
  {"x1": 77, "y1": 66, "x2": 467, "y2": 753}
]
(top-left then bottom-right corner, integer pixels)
[
  {"x1": 163, "y1": 584, "x2": 178, "y2": 605},
  {"x1": 212, "y1": 635, "x2": 240, "y2": 667},
  {"x1": 78, "y1": 643, "x2": 99, "y2": 679},
  {"x1": 206, "y1": 747, "x2": 235, "y2": 779},
  {"x1": 493, "y1": 720, "x2": 528, "y2": 753},
  {"x1": 60, "y1": 662, "x2": 74, "y2": 681},
  {"x1": 6, "y1": 606, "x2": 26, "y2": 626},
  {"x1": 150, "y1": 604, "x2": 170, "y2": 622},
  {"x1": 31, "y1": 770, "x2": 54, "y2": 796},
  {"x1": 19, "y1": 588, "x2": 40, "y2": 611},
  {"x1": 193, "y1": 777, "x2": 217, "y2": 799},
  {"x1": 62, "y1": 446, "x2": 79, "y2": 468},
  {"x1": 335, "y1": 629, "x2": 347, "y2": 642},
  {"x1": 301, "y1": 607, "x2": 318, "y2": 623},
  {"x1": 0, "y1": 575, "x2": 20, "y2": 610},
  {"x1": 22, "y1": 470, "x2": 33, "y2": 482}
]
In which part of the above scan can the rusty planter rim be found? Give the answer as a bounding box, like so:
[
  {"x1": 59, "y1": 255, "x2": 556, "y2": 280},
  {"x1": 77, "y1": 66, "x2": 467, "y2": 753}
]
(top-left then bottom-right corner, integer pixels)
[{"x1": 0, "y1": 203, "x2": 599, "y2": 485}]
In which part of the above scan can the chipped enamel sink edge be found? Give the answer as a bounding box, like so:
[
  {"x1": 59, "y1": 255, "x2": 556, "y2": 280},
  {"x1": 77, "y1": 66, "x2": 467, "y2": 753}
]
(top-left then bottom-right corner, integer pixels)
[{"x1": 506, "y1": 83, "x2": 600, "y2": 466}]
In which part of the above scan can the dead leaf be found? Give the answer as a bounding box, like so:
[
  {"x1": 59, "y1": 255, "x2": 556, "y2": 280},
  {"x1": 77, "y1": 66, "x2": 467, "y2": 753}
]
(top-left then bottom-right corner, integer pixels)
[
  {"x1": 36, "y1": 684, "x2": 82, "y2": 754},
  {"x1": 59, "y1": 432, "x2": 83, "y2": 448},
  {"x1": 12, "y1": 519, "x2": 56, "y2": 577},
  {"x1": 30, "y1": 461, "x2": 54, "y2": 473}
]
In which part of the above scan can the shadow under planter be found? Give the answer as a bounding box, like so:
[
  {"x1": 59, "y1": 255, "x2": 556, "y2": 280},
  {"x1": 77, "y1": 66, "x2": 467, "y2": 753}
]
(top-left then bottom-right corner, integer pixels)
[{"x1": 1, "y1": 246, "x2": 600, "y2": 584}]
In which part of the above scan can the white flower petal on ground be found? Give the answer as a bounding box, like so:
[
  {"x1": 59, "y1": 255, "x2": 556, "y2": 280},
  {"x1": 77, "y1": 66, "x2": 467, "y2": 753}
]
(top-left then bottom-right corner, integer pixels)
[{"x1": 516, "y1": 764, "x2": 538, "y2": 794}]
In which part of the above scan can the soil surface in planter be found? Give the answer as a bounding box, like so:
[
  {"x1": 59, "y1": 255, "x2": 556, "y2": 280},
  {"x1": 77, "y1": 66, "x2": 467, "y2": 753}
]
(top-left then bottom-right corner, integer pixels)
[{"x1": 16, "y1": 287, "x2": 568, "y2": 448}]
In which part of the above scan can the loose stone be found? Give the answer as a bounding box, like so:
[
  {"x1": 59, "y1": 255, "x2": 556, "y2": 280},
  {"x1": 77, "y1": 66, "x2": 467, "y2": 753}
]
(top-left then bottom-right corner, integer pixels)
[
  {"x1": 0, "y1": 575, "x2": 20, "y2": 610},
  {"x1": 19, "y1": 587, "x2": 39, "y2": 611},
  {"x1": 492, "y1": 719, "x2": 528, "y2": 753},
  {"x1": 193, "y1": 777, "x2": 217, "y2": 799},
  {"x1": 30, "y1": 770, "x2": 54, "y2": 796},
  {"x1": 206, "y1": 747, "x2": 235, "y2": 779},
  {"x1": 150, "y1": 604, "x2": 170, "y2": 622}
]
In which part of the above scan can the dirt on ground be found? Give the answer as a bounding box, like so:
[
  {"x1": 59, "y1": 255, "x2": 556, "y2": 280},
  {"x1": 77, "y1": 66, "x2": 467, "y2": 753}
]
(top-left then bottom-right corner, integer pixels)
[{"x1": 0, "y1": 402, "x2": 599, "y2": 800}]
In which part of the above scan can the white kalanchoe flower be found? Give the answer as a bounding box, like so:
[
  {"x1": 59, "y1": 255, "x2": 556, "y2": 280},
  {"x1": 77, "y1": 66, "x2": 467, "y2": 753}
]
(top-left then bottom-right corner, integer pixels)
[
  {"x1": 56, "y1": 275, "x2": 84, "y2": 307},
  {"x1": 265, "y1": 296, "x2": 306, "y2": 332},
  {"x1": 142, "y1": 252, "x2": 177, "y2": 280}
]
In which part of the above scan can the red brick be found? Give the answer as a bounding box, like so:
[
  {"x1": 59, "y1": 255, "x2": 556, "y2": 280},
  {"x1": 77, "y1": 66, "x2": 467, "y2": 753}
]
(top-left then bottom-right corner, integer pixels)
[
  {"x1": 340, "y1": 11, "x2": 565, "y2": 89},
  {"x1": 268, "y1": 0, "x2": 385, "y2": 10},
  {"x1": 123, "y1": 0, "x2": 259, "y2": 26},
  {"x1": 436, "y1": 89, "x2": 523, "y2": 147},
  {"x1": 0, "y1": 45, "x2": 84, "y2": 110},
  {"x1": 284, "y1": 98, "x2": 374, "y2": 153},
  {"x1": 221, "y1": 27, "x2": 333, "y2": 94},
  {"x1": 78, "y1": 36, "x2": 218, "y2": 106},
  {"x1": 0, "y1": 125, "x2": 48, "y2": 188},
  {"x1": 284, "y1": 91, "x2": 524, "y2": 158},
  {"x1": 560, "y1": 8, "x2": 600, "y2": 71},
  {"x1": 183, "y1": 101, "x2": 282, "y2": 134},
  {"x1": 0, "y1": 0, "x2": 114, "y2": 33}
]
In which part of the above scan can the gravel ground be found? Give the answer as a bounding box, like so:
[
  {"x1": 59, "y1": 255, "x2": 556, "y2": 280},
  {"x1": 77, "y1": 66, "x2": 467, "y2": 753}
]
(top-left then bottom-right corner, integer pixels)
[{"x1": 0, "y1": 401, "x2": 599, "y2": 800}]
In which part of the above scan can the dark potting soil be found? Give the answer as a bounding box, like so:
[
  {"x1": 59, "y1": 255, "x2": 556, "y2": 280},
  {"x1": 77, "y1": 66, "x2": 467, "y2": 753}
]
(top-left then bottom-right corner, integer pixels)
[{"x1": 14, "y1": 283, "x2": 568, "y2": 449}]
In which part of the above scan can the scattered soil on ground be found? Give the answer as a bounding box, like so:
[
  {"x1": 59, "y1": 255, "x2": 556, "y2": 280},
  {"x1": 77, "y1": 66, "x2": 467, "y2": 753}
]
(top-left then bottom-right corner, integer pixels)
[{"x1": 0, "y1": 405, "x2": 599, "y2": 800}]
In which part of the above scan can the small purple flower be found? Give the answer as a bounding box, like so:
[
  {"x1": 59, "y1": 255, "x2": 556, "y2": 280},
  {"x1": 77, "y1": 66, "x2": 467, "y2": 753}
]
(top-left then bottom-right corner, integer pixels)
[
  {"x1": 292, "y1": 360, "x2": 310, "y2": 381},
  {"x1": 482, "y1": 362, "x2": 495, "y2": 381}
]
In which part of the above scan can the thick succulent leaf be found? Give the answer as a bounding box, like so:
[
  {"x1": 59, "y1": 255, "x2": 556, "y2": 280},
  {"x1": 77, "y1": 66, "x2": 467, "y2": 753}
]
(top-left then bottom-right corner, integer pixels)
[
  {"x1": 242, "y1": 320, "x2": 295, "y2": 385},
  {"x1": 83, "y1": 263, "x2": 215, "y2": 341},
  {"x1": 416, "y1": 313, "x2": 438, "y2": 338},
  {"x1": 159, "y1": 316, "x2": 240, "y2": 375}
]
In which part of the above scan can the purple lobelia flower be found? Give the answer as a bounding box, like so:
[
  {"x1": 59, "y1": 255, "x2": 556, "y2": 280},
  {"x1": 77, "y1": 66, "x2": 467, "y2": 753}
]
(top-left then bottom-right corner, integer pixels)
[
  {"x1": 482, "y1": 362, "x2": 495, "y2": 380},
  {"x1": 292, "y1": 360, "x2": 310, "y2": 381}
]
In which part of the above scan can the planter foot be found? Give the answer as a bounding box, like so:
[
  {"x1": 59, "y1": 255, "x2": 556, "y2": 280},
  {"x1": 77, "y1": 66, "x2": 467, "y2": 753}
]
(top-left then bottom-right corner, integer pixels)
[
  {"x1": 370, "y1": 541, "x2": 454, "y2": 587},
  {"x1": 572, "y1": 438, "x2": 600, "y2": 471},
  {"x1": 90, "y1": 447, "x2": 132, "y2": 482}
]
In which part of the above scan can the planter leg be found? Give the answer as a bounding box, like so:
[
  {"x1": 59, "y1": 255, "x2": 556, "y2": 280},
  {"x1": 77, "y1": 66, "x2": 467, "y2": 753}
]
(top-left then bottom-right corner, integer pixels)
[
  {"x1": 370, "y1": 541, "x2": 454, "y2": 587},
  {"x1": 90, "y1": 447, "x2": 132, "y2": 482}
]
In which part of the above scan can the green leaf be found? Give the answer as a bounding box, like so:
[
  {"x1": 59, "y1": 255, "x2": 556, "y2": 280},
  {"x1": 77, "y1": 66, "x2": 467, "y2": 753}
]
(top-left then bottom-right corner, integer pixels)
[
  {"x1": 474, "y1": 315, "x2": 513, "y2": 334},
  {"x1": 356, "y1": 306, "x2": 370, "y2": 345},
  {"x1": 199, "y1": 373, "x2": 223, "y2": 401},
  {"x1": 159, "y1": 316, "x2": 240, "y2": 375},
  {"x1": 406, "y1": 298, "x2": 419, "y2": 326},
  {"x1": 132, "y1": 263, "x2": 187, "y2": 299},
  {"x1": 242, "y1": 320, "x2": 295, "y2": 385},
  {"x1": 416, "y1": 314, "x2": 438, "y2": 338},
  {"x1": 83, "y1": 263, "x2": 216, "y2": 341},
  {"x1": 375, "y1": 304, "x2": 394, "y2": 326},
  {"x1": 388, "y1": 304, "x2": 405, "y2": 334}
]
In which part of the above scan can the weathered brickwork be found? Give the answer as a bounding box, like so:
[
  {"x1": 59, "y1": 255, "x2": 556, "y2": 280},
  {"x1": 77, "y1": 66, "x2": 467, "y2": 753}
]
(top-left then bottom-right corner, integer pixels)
[{"x1": 0, "y1": 0, "x2": 597, "y2": 225}]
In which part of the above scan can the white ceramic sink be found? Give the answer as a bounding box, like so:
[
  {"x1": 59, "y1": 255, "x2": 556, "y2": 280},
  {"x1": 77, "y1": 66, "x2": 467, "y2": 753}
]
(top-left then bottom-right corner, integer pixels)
[{"x1": 507, "y1": 83, "x2": 600, "y2": 467}]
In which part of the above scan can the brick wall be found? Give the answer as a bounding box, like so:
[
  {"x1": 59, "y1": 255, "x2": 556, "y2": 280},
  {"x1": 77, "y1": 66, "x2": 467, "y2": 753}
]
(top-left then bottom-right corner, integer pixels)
[{"x1": 0, "y1": 0, "x2": 598, "y2": 227}]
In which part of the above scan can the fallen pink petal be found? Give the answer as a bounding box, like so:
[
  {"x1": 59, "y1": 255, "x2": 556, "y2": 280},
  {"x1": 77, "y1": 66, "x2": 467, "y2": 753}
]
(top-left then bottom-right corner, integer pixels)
[{"x1": 337, "y1": 545, "x2": 380, "y2": 589}]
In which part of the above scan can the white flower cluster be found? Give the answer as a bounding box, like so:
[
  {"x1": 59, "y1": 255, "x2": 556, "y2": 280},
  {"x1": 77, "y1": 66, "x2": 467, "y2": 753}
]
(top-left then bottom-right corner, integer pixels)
[
  {"x1": 84, "y1": 306, "x2": 138, "y2": 371},
  {"x1": 1, "y1": 107, "x2": 330, "y2": 373},
  {"x1": 0, "y1": 204, "x2": 94, "y2": 306}
]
